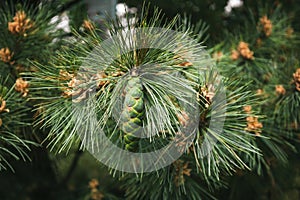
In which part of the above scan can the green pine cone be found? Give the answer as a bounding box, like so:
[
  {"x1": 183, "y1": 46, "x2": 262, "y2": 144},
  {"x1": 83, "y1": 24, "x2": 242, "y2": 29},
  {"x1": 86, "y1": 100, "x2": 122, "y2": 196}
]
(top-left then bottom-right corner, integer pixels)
[{"x1": 120, "y1": 77, "x2": 144, "y2": 151}]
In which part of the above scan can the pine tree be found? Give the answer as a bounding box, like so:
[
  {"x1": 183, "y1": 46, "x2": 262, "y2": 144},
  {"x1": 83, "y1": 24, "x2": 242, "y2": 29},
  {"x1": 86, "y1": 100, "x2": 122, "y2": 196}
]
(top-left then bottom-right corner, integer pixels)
[{"x1": 0, "y1": 1, "x2": 300, "y2": 200}]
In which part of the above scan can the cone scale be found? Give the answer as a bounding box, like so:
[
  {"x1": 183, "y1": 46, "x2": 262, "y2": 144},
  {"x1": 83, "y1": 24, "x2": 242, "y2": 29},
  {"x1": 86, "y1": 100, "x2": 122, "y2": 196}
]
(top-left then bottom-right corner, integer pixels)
[{"x1": 120, "y1": 76, "x2": 144, "y2": 151}]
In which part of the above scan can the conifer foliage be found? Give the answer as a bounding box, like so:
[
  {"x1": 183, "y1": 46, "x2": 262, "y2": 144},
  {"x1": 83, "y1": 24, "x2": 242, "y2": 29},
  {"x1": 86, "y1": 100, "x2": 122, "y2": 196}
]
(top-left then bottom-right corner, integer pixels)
[{"x1": 0, "y1": 0, "x2": 300, "y2": 199}]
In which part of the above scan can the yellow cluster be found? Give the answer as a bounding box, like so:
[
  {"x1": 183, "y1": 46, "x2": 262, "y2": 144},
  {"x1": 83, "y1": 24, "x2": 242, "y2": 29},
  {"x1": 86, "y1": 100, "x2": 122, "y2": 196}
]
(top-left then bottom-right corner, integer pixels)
[
  {"x1": 256, "y1": 89, "x2": 264, "y2": 96},
  {"x1": 0, "y1": 47, "x2": 14, "y2": 64},
  {"x1": 178, "y1": 61, "x2": 193, "y2": 67},
  {"x1": 275, "y1": 85, "x2": 286, "y2": 95},
  {"x1": 212, "y1": 51, "x2": 223, "y2": 62},
  {"x1": 293, "y1": 68, "x2": 300, "y2": 92},
  {"x1": 62, "y1": 71, "x2": 107, "y2": 100},
  {"x1": 62, "y1": 69, "x2": 125, "y2": 101},
  {"x1": 83, "y1": 20, "x2": 95, "y2": 31},
  {"x1": 259, "y1": 15, "x2": 272, "y2": 37},
  {"x1": 95, "y1": 71, "x2": 109, "y2": 89},
  {"x1": 88, "y1": 179, "x2": 104, "y2": 200},
  {"x1": 95, "y1": 70, "x2": 125, "y2": 90},
  {"x1": 231, "y1": 41, "x2": 254, "y2": 60},
  {"x1": 243, "y1": 105, "x2": 252, "y2": 113},
  {"x1": 173, "y1": 159, "x2": 192, "y2": 187},
  {"x1": 243, "y1": 105, "x2": 263, "y2": 136},
  {"x1": 15, "y1": 78, "x2": 29, "y2": 97},
  {"x1": 8, "y1": 10, "x2": 33, "y2": 35},
  {"x1": 0, "y1": 97, "x2": 10, "y2": 127},
  {"x1": 58, "y1": 70, "x2": 73, "y2": 81},
  {"x1": 246, "y1": 116, "x2": 263, "y2": 136},
  {"x1": 59, "y1": 70, "x2": 84, "y2": 99},
  {"x1": 200, "y1": 84, "x2": 215, "y2": 108},
  {"x1": 63, "y1": 76, "x2": 84, "y2": 99},
  {"x1": 238, "y1": 42, "x2": 254, "y2": 60},
  {"x1": 176, "y1": 110, "x2": 189, "y2": 127}
]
